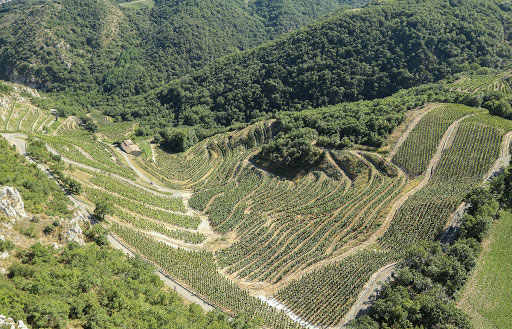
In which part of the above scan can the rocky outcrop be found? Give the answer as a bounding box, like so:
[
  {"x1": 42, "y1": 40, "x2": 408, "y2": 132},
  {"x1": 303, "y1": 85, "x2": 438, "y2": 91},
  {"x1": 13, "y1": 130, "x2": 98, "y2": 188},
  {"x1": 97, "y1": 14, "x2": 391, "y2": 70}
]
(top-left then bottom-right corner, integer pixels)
[
  {"x1": 0, "y1": 315, "x2": 29, "y2": 329},
  {"x1": 0, "y1": 187, "x2": 27, "y2": 220},
  {"x1": 63, "y1": 212, "x2": 86, "y2": 245}
]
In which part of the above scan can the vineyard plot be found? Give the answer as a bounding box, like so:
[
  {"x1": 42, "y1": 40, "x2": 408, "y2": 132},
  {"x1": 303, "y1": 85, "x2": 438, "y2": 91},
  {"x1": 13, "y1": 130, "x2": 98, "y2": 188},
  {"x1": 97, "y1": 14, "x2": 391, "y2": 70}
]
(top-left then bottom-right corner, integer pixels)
[
  {"x1": 451, "y1": 72, "x2": 512, "y2": 94},
  {"x1": 392, "y1": 104, "x2": 481, "y2": 176},
  {"x1": 4, "y1": 83, "x2": 512, "y2": 329}
]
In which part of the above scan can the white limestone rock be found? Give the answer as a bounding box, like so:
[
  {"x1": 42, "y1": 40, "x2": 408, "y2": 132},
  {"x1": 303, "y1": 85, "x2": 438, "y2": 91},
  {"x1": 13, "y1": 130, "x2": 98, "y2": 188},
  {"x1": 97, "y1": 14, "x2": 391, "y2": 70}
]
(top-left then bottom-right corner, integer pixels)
[
  {"x1": 0, "y1": 315, "x2": 29, "y2": 329},
  {"x1": 0, "y1": 187, "x2": 27, "y2": 220},
  {"x1": 63, "y1": 213, "x2": 86, "y2": 245}
]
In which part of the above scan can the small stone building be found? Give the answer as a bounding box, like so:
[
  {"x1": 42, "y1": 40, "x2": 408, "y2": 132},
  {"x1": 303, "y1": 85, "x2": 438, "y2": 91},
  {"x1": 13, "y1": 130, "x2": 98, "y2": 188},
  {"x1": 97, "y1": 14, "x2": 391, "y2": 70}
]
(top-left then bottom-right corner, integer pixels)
[{"x1": 120, "y1": 140, "x2": 142, "y2": 156}]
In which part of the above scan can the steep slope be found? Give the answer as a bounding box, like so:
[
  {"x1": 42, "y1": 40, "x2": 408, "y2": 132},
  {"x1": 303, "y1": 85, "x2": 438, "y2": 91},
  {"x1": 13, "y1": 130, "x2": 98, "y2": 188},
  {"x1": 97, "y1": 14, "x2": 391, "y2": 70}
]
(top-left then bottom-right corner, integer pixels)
[
  {"x1": 0, "y1": 0, "x2": 366, "y2": 107},
  {"x1": 249, "y1": 0, "x2": 368, "y2": 35},
  {"x1": 156, "y1": 0, "x2": 512, "y2": 128}
]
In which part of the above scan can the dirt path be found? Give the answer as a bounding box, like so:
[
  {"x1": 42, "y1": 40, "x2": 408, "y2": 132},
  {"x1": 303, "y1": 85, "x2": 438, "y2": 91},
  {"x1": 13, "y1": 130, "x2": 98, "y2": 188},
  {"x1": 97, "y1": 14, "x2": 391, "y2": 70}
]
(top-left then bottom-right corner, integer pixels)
[
  {"x1": 440, "y1": 130, "x2": 512, "y2": 244},
  {"x1": 16, "y1": 108, "x2": 29, "y2": 131},
  {"x1": 484, "y1": 131, "x2": 512, "y2": 181},
  {"x1": 336, "y1": 114, "x2": 474, "y2": 328},
  {"x1": 387, "y1": 104, "x2": 440, "y2": 161},
  {"x1": 45, "y1": 144, "x2": 184, "y2": 200},
  {"x1": 114, "y1": 146, "x2": 190, "y2": 198},
  {"x1": 338, "y1": 262, "x2": 397, "y2": 327},
  {"x1": 1, "y1": 133, "x2": 28, "y2": 154},
  {"x1": 0, "y1": 133, "x2": 216, "y2": 312},
  {"x1": 115, "y1": 148, "x2": 215, "y2": 238}
]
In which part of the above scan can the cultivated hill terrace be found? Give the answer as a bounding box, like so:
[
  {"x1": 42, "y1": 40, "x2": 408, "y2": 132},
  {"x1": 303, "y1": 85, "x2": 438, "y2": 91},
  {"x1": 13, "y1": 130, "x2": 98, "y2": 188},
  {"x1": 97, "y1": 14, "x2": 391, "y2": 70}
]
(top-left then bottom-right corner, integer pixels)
[{"x1": 1, "y1": 70, "x2": 512, "y2": 327}]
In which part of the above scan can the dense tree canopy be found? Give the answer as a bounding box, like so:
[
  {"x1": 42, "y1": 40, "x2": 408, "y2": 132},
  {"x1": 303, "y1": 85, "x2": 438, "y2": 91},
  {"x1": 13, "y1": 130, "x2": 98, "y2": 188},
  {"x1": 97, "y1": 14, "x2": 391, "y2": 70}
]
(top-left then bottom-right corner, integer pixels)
[
  {"x1": 0, "y1": 243, "x2": 258, "y2": 329},
  {"x1": 157, "y1": 0, "x2": 512, "y2": 129},
  {"x1": 0, "y1": 0, "x2": 365, "y2": 115}
]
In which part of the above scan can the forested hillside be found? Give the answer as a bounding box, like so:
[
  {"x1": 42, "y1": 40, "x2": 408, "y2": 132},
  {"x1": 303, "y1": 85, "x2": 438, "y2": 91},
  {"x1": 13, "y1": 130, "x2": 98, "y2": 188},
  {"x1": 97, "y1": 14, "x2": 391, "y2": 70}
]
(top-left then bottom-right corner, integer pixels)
[
  {"x1": 153, "y1": 0, "x2": 512, "y2": 132},
  {"x1": 0, "y1": 0, "x2": 365, "y2": 112},
  {"x1": 249, "y1": 0, "x2": 368, "y2": 35}
]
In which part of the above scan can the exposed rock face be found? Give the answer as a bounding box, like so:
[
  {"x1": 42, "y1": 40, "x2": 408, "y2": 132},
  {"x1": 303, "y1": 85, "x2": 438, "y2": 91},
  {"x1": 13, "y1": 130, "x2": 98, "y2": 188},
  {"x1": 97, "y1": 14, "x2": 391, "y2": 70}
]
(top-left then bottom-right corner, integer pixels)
[
  {"x1": 0, "y1": 315, "x2": 29, "y2": 329},
  {"x1": 63, "y1": 212, "x2": 86, "y2": 245},
  {"x1": 0, "y1": 187, "x2": 27, "y2": 220}
]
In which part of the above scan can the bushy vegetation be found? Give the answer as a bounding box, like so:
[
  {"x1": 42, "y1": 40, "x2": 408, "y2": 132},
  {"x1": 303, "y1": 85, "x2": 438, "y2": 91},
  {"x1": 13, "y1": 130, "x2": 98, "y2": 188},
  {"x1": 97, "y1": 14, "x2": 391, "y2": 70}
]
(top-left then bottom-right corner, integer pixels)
[
  {"x1": 0, "y1": 242, "x2": 259, "y2": 329},
  {"x1": 0, "y1": 81, "x2": 12, "y2": 95}
]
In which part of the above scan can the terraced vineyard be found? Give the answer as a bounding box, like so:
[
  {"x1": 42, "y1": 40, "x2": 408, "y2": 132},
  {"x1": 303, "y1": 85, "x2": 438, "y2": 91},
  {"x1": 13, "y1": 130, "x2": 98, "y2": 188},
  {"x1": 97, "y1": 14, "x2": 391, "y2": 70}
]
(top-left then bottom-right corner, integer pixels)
[
  {"x1": 2, "y1": 83, "x2": 512, "y2": 329},
  {"x1": 271, "y1": 105, "x2": 511, "y2": 327},
  {"x1": 451, "y1": 72, "x2": 512, "y2": 94},
  {"x1": 0, "y1": 96, "x2": 57, "y2": 134},
  {"x1": 137, "y1": 124, "x2": 405, "y2": 287},
  {"x1": 392, "y1": 104, "x2": 483, "y2": 176}
]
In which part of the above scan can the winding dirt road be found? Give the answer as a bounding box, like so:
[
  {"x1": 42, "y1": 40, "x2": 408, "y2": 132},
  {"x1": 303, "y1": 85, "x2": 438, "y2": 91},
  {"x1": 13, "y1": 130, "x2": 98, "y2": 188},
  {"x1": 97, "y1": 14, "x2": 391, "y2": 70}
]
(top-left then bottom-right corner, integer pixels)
[{"x1": 0, "y1": 133, "x2": 216, "y2": 313}]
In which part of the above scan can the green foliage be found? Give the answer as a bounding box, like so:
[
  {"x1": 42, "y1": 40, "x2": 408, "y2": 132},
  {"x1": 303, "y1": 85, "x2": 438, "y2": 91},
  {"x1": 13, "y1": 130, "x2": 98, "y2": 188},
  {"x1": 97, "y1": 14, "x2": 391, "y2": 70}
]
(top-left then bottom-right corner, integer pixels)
[
  {"x1": 159, "y1": 127, "x2": 198, "y2": 153},
  {"x1": 250, "y1": 0, "x2": 368, "y2": 35},
  {"x1": 259, "y1": 127, "x2": 320, "y2": 169},
  {"x1": 1, "y1": 243, "x2": 256, "y2": 329},
  {"x1": 159, "y1": 0, "x2": 512, "y2": 130},
  {"x1": 60, "y1": 176, "x2": 82, "y2": 195},
  {"x1": 0, "y1": 239, "x2": 14, "y2": 252},
  {"x1": 0, "y1": 81, "x2": 12, "y2": 96},
  {"x1": 93, "y1": 198, "x2": 113, "y2": 221},
  {"x1": 84, "y1": 225, "x2": 109, "y2": 246},
  {"x1": 79, "y1": 116, "x2": 98, "y2": 133},
  {"x1": 481, "y1": 90, "x2": 512, "y2": 120},
  {"x1": 0, "y1": 138, "x2": 71, "y2": 217},
  {"x1": 490, "y1": 163, "x2": 512, "y2": 210},
  {"x1": 27, "y1": 139, "x2": 51, "y2": 163},
  {"x1": 43, "y1": 220, "x2": 60, "y2": 235}
]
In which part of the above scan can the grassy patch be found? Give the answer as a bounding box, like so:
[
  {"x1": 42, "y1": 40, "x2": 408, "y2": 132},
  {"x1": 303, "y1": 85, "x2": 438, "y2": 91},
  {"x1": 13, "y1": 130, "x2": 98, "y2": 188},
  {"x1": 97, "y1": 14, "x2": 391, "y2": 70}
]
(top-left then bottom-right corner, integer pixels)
[
  {"x1": 138, "y1": 140, "x2": 152, "y2": 160},
  {"x1": 458, "y1": 211, "x2": 512, "y2": 329}
]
